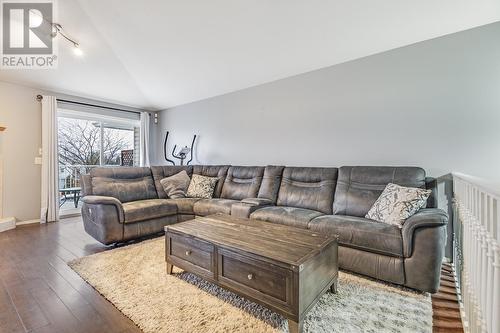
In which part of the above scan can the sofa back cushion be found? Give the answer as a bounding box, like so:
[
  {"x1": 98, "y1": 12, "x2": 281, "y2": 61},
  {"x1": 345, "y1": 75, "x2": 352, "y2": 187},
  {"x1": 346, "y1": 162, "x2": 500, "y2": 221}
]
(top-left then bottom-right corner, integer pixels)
[
  {"x1": 90, "y1": 167, "x2": 157, "y2": 203},
  {"x1": 333, "y1": 166, "x2": 427, "y2": 217},
  {"x1": 193, "y1": 165, "x2": 230, "y2": 198},
  {"x1": 257, "y1": 166, "x2": 285, "y2": 203},
  {"x1": 221, "y1": 166, "x2": 265, "y2": 200},
  {"x1": 151, "y1": 165, "x2": 193, "y2": 198},
  {"x1": 277, "y1": 167, "x2": 338, "y2": 214}
]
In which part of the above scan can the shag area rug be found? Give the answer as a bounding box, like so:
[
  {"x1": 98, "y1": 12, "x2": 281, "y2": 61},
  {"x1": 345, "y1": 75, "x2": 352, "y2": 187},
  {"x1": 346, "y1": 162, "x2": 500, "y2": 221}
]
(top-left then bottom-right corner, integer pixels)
[{"x1": 68, "y1": 238, "x2": 432, "y2": 333}]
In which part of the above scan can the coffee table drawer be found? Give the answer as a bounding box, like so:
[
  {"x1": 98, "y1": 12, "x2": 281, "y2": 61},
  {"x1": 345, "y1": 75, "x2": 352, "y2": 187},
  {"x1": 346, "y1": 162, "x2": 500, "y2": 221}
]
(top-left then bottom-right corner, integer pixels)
[
  {"x1": 218, "y1": 249, "x2": 292, "y2": 304},
  {"x1": 167, "y1": 233, "x2": 214, "y2": 275}
]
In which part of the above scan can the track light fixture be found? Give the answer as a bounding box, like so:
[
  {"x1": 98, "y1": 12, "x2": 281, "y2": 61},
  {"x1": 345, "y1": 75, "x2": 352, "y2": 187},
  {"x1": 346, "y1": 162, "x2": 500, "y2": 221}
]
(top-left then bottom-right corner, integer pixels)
[
  {"x1": 51, "y1": 22, "x2": 83, "y2": 56},
  {"x1": 28, "y1": 9, "x2": 82, "y2": 57}
]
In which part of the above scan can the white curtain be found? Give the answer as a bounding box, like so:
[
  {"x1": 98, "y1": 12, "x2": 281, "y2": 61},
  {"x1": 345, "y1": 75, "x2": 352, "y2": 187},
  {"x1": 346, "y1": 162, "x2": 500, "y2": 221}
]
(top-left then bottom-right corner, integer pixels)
[
  {"x1": 40, "y1": 95, "x2": 59, "y2": 223},
  {"x1": 140, "y1": 112, "x2": 151, "y2": 167}
]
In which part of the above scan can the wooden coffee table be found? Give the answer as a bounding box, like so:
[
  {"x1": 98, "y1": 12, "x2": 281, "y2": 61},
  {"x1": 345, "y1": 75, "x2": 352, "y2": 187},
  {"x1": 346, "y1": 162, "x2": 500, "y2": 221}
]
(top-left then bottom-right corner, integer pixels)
[{"x1": 165, "y1": 214, "x2": 338, "y2": 333}]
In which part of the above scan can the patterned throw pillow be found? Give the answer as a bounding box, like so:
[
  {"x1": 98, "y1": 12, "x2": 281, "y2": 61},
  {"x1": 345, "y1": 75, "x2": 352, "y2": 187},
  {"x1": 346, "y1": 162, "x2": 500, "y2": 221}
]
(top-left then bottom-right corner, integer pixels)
[
  {"x1": 160, "y1": 170, "x2": 191, "y2": 199},
  {"x1": 366, "y1": 183, "x2": 431, "y2": 227},
  {"x1": 186, "y1": 174, "x2": 219, "y2": 199}
]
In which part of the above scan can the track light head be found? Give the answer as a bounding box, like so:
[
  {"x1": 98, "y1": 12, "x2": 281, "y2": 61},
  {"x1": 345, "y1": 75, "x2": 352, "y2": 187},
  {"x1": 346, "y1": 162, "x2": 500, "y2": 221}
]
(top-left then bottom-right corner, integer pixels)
[{"x1": 73, "y1": 43, "x2": 83, "y2": 57}]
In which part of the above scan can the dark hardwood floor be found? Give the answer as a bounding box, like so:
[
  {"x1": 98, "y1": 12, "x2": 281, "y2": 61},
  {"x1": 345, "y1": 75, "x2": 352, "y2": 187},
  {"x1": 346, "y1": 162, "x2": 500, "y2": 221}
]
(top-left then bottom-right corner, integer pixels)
[
  {"x1": 0, "y1": 217, "x2": 141, "y2": 333},
  {"x1": 0, "y1": 217, "x2": 463, "y2": 333}
]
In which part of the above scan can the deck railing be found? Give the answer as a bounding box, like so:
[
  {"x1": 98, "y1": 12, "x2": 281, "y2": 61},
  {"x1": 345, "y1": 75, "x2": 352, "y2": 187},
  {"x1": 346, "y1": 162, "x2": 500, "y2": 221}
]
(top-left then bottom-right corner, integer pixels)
[
  {"x1": 453, "y1": 173, "x2": 500, "y2": 333},
  {"x1": 58, "y1": 164, "x2": 100, "y2": 189}
]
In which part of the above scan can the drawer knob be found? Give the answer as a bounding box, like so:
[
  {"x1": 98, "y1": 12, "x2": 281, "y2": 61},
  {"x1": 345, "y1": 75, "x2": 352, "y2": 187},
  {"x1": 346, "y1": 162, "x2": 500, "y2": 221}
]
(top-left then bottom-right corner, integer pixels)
[
  {"x1": 185, "y1": 250, "x2": 192, "y2": 256},
  {"x1": 247, "y1": 274, "x2": 254, "y2": 280}
]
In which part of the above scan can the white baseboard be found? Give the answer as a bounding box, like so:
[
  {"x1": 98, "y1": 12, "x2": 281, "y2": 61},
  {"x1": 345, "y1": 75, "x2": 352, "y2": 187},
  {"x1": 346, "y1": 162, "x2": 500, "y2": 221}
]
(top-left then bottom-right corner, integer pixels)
[
  {"x1": 0, "y1": 217, "x2": 16, "y2": 232},
  {"x1": 0, "y1": 218, "x2": 40, "y2": 232},
  {"x1": 16, "y1": 219, "x2": 40, "y2": 226}
]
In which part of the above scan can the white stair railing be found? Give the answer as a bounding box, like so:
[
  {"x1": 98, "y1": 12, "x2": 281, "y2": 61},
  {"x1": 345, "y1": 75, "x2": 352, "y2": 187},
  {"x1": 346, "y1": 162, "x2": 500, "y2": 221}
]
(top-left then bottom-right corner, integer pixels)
[{"x1": 453, "y1": 172, "x2": 500, "y2": 333}]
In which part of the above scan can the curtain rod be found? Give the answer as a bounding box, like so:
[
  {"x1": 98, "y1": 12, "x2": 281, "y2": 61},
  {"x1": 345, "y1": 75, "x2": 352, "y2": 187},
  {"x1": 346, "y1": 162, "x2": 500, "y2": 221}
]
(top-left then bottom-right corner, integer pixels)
[{"x1": 36, "y1": 94, "x2": 142, "y2": 115}]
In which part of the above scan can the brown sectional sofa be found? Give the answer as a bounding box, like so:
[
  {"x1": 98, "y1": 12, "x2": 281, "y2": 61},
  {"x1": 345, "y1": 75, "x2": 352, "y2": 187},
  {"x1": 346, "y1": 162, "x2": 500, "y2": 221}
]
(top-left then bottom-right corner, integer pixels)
[{"x1": 80, "y1": 164, "x2": 447, "y2": 293}]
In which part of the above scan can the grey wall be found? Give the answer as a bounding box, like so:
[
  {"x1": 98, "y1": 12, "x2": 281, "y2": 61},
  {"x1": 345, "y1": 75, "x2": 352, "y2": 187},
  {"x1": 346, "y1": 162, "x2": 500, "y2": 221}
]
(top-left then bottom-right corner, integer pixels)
[{"x1": 155, "y1": 22, "x2": 500, "y2": 181}]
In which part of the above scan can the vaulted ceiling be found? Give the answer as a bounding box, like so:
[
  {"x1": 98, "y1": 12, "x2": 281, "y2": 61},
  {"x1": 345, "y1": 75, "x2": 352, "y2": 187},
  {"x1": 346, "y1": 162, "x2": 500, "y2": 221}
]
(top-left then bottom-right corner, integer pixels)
[{"x1": 1, "y1": 0, "x2": 499, "y2": 110}]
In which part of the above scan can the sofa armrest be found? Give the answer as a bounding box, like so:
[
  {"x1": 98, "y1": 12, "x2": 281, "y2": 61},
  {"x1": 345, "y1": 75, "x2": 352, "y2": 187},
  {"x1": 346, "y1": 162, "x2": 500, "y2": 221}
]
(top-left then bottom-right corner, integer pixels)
[
  {"x1": 81, "y1": 196, "x2": 125, "y2": 245},
  {"x1": 402, "y1": 208, "x2": 448, "y2": 292},
  {"x1": 82, "y1": 195, "x2": 124, "y2": 223},
  {"x1": 402, "y1": 208, "x2": 448, "y2": 257},
  {"x1": 240, "y1": 198, "x2": 274, "y2": 206},
  {"x1": 231, "y1": 198, "x2": 274, "y2": 219}
]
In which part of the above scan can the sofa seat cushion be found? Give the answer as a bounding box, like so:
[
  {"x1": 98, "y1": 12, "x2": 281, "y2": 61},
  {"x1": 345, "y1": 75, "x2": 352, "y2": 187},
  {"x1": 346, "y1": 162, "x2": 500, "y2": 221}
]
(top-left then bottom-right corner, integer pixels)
[
  {"x1": 122, "y1": 199, "x2": 177, "y2": 223},
  {"x1": 193, "y1": 198, "x2": 239, "y2": 216},
  {"x1": 308, "y1": 215, "x2": 403, "y2": 257},
  {"x1": 165, "y1": 198, "x2": 201, "y2": 215},
  {"x1": 250, "y1": 206, "x2": 323, "y2": 229}
]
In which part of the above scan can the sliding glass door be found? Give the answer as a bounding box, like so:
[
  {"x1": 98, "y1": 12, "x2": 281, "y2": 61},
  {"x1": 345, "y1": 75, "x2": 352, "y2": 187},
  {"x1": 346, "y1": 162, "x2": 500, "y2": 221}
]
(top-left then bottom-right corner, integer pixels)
[{"x1": 57, "y1": 109, "x2": 139, "y2": 215}]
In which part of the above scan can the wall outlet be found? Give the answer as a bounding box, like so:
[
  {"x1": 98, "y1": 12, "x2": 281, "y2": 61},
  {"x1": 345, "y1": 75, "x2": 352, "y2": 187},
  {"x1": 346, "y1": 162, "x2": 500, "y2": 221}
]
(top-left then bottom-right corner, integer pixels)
[{"x1": 34, "y1": 157, "x2": 42, "y2": 165}]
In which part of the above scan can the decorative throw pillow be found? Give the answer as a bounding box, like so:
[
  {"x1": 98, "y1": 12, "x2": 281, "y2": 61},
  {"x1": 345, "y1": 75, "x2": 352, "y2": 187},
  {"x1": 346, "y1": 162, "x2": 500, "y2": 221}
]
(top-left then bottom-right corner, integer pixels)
[
  {"x1": 366, "y1": 183, "x2": 431, "y2": 227},
  {"x1": 186, "y1": 174, "x2": 218, "y2": 199},
  {"x1": 160, "y1": 170, "x2": 191, "y2": 199}
]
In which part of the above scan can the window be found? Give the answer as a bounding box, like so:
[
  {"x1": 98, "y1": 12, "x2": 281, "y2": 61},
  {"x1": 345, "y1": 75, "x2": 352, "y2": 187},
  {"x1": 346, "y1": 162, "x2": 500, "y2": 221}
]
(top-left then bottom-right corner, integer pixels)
[
  {"x1": 101, "y1": 123, "x2": 138, "y2": 166},
  {"x1": 57, "y1": 108, "x2": 140, "y2": 213}
]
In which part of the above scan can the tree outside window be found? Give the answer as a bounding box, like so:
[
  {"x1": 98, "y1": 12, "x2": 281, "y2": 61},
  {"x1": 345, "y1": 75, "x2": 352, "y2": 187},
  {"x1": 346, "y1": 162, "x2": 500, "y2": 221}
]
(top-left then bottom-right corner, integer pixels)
[{"x1": 58, "y1": 117, "x2": 137, "y2": 189}]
